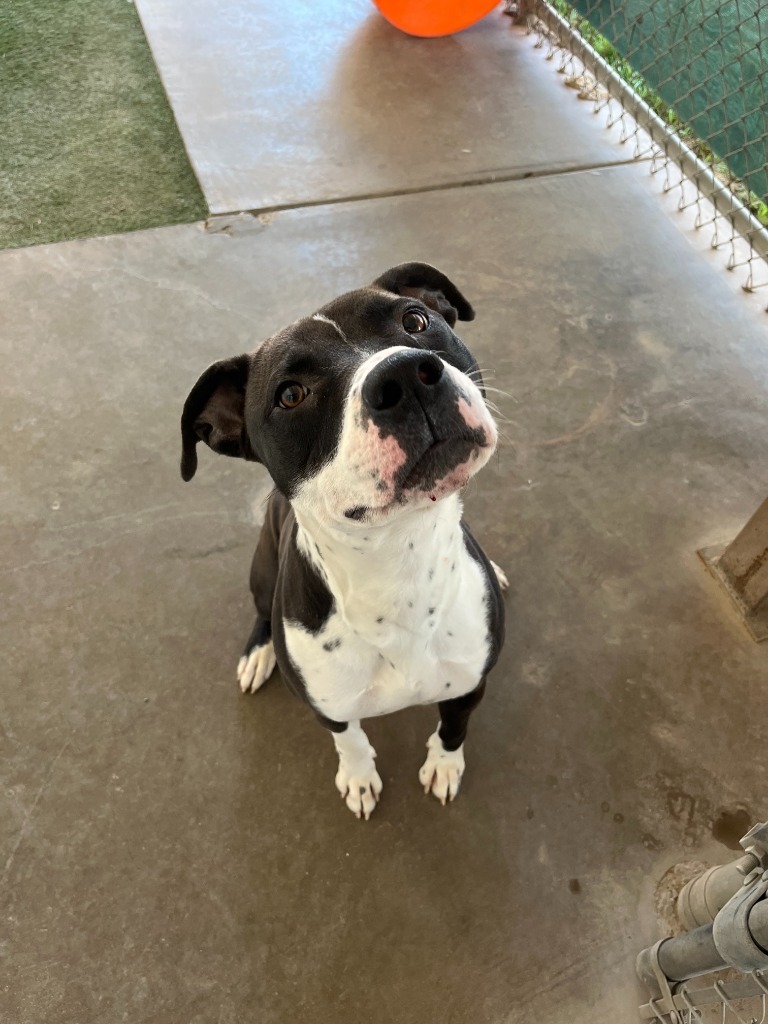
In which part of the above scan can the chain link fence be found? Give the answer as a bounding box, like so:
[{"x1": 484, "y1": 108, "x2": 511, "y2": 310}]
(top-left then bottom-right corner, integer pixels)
[
  {"x1": 519, "y1": 0, "x2": 768, "y2": 298},
  {"x1": 641, "y1": 970, "x2": 768, "y2": 1023}
]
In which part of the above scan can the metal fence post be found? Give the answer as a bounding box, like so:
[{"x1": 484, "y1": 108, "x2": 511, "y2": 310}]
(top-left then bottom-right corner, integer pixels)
[
  {"x1": 637, "y1": 823, "x2": 768, "y2": 1020},
  {"x1": 700, "y1": 499, "x2": 768, "y2": 642}
]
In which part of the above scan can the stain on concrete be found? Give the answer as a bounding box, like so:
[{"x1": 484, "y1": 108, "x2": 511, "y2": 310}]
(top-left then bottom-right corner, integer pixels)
[
  {"x1": 711, "y1": 806, "x2": 753, "y2": 850},
  {"x1": 619, "y1": 400, "x2": 648, "y2": 427},
  {"x1": 667, "y1": 789, "x2": 697, "y2": 829},
  {"x1": 641, "y1": 833, "x2": 664, "y2": 852}
]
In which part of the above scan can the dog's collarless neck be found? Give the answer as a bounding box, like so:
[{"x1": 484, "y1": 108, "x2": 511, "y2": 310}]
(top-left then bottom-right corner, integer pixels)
[{"x1": 293, "y1": 494, "x2": 466, "y2": 623}]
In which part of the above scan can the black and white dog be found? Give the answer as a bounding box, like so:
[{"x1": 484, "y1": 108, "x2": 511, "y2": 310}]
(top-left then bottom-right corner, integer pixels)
[{"x1": 180, "y1": 263, "x2": 505, "y2": 819}]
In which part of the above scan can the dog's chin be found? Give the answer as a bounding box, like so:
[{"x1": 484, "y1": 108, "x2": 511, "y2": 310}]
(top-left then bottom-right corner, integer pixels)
[
  {"x1": 400, "y1": 437, "x2": 480, "y2": 491},
  {"x1": 341, "y1": 439, "x2": 491, "y2": 526}
]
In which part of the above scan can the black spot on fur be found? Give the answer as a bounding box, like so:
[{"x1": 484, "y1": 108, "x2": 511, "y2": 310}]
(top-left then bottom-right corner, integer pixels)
[
  {"x1": 376, "y1": 480, "x2": 388, "y2": 492},
  {"x1": 451, "y1": 562, "x2": 455, "y2": 571},
  {"x1": 359, "y1": 786, "x2": 366, "y2": 795},
  {"x1": 376, "y1": 617, "x2": 383, "y2": 623},
  {"x1": 322, "y1": 638, "x2": 342, "y2": 652},
  {"x1": 344, "y1": 506, "x2": 367, "y2": 521},
  {"x1": 447, "y1": 631, "x2": 453, "y2": 636},
  {"x1": 428, "y1": 569, "x2": 434, "y2": 580},
  {"x1": 407, "y1": 601, "x2": 413, "y2": 608},
  {"x1": 408, "y1": 542, "x2": 414, "y2": 550},
  {"x1": 445, "y1": 683, "x2": 451, "y2": 689},
  {"x1": 388, "y1": 660, "x2": 395, "y2": 669},
  {"x1": 428, "y1": 607, "x2": 434, "y2": 615}
]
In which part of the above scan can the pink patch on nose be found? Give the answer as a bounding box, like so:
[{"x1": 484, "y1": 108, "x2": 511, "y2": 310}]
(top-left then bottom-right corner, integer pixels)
[
  {"x1": 457, "y1": 396, "x2": 485, "y2": 431},
  {"x1": 373, "y1": 429, "x2": 408, "y2": 485},
  {"x1": 428, "y1": 457, "x2": 476, "y2": 501},
  {"x1": 353, "y1": 415, "x2": 407, "y2": 488}
]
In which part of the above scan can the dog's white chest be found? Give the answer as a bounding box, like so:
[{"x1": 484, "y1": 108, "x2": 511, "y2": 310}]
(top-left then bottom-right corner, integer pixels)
[{"x1": 284, "y1": 511, "x2": 491, "y2": 723}]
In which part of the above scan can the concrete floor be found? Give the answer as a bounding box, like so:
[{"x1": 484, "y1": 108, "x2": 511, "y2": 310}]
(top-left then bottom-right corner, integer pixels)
[
  {"x1": 3, "y1": 8, "x2": 768, "y2": 1024},
  {"x1": 133, "y1": 0, "x2": 630, "y2": 213}
]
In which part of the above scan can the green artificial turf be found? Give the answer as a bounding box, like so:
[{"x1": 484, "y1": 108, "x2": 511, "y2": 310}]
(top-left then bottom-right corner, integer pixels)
[{"x1": 0, "y1": 0, "x2": 207, "y2": 251}]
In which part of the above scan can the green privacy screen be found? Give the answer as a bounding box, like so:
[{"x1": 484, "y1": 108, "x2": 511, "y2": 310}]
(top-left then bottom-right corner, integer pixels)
[{"x1": 568, "y1": 0, "x2": 768, "y2": 203}]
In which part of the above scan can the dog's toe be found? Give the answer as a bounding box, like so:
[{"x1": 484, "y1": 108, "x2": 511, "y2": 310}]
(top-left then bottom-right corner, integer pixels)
[
  {"x1": 237, "y1": 641, "x2": 277, "y2": 694},
  {"x1": 419, "y1": 731, "x2": 465, "y2": 805},
  {"x1": 335, "y1": 766, "x2": 383, "y2": 820}
]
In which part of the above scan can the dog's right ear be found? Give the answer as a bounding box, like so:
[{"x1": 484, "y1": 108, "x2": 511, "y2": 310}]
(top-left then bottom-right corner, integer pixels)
[
  {"x1": 180, "y1": 355, "x2": 256, "y2": 481},
  {"x1": 372, "y1": 262, "x2": 474, "y2": 328}
]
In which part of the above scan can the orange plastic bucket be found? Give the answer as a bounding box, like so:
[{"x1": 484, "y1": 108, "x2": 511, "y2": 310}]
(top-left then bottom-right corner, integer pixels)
[{"x1": 372, "y1": 0, "x2": 500, "y2": 37}]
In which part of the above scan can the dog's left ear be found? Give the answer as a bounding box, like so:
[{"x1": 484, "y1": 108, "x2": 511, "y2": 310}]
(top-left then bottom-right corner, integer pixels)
[
  {"x1": 372, "y1": 262, "x2": 474, "y2": 328},
  {"x1": 180, "y1": 354, "x2": 256, "y2": 481}
]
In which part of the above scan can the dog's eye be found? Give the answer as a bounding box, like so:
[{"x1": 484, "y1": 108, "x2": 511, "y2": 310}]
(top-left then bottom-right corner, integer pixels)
[
  {"x1": 402, "y1": 309, "x2": 429, "y2": 334},
  {"x1": 277, "y1": 382, "x2": 308, "y2": 409}
]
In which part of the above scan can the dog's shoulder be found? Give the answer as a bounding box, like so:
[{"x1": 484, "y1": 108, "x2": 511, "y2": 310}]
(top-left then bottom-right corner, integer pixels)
[
  {"x1": 460, "y1": 520, "x2": 505, "y2": 676},
  {"x1": 275, "y1": 521, "x2": 334, "y2": 634},
  {"x1": 268, "y1": 508, "x2": 339, "y2": 706}
]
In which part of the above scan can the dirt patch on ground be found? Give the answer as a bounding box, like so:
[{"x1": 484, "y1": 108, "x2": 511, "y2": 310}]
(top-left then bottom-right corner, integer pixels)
[{"x1": 654, "y1": 860, "x2": 708, "y2": 935}]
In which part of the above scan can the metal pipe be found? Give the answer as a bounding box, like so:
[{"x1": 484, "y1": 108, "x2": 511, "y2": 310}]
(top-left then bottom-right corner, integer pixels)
[
  {"x1": 636, "y1": 900, "x2": 768, "y2": 994},
  {"x1": 677, "y1": 856, "x2": 758, "y2": 930},
  {"x1": 533, "y1": 2, "x2": 768, "y2": 265}
]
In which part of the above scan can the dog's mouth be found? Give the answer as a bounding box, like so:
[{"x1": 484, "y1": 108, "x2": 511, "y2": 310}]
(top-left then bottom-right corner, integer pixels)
[
  {"x1": 343, "y1": 432, "x2": 489, "y2": 522},
  {"x1": 399, "y1": 437, "x2": 478, "y2": 490}
]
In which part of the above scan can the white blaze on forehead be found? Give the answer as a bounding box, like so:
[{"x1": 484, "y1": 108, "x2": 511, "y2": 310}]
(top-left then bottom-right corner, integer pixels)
[
  {"x1": 349, "y1": 344, "x2": 413, "y2": 389},
  {"x1": 311, "y1": 313, "x2": 347, "y2": 341}
]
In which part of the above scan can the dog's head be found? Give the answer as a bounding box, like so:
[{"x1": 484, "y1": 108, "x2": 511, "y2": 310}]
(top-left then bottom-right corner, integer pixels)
[{"x1": 180, "y1": 262, "x2": 497, "y2": 528}]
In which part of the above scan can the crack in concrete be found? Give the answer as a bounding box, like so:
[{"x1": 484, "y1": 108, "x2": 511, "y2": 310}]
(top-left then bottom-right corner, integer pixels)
[
  {"x1": 2, "y1": 735, "x2": 74, "y2": 891},
  {"x1": 111, "y1": 265, "x2": 263, "y2": 330},
  {"x1": 0, "y1": 510, "x2": 231, "y2": 576},
  {"x1": 205, "y1": 157, "x2": 650, "y2": 224}
]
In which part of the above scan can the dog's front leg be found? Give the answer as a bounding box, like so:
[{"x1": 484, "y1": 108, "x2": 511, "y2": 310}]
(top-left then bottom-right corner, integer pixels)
[
  {"x1": 420, "y1": 681, "x2": 487, "y2": 805},
  {"x1": 324, "y1": 719, "x2": 382, "y2": 820}
]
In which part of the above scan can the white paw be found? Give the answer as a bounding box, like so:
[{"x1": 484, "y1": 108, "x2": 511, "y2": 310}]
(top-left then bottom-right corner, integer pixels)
[
  {"x1": 236, "y1": 641, "x2": 276, "y2": 694},
  {"x1": 490, "y1": 559, "x2": 509, "y2": 591},
  {"x1": 419, "y1": 731, "x2": 465, "y2": 805},
  {"x1": 335, "y1": 763, "x2": 383, "y2": 821}
]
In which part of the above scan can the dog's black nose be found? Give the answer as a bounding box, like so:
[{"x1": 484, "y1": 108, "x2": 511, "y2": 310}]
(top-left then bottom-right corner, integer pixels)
[{"x1": 362, "y1": 350, "x2": 444, "y2": 413}]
